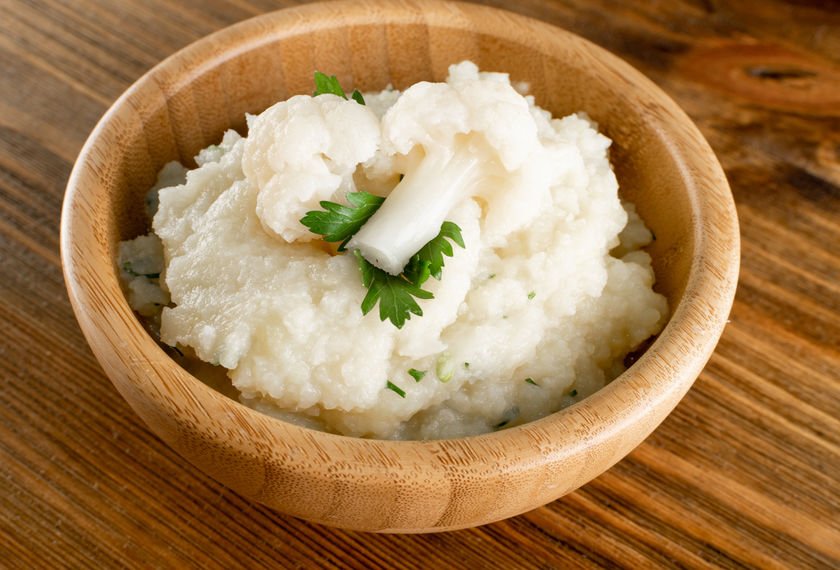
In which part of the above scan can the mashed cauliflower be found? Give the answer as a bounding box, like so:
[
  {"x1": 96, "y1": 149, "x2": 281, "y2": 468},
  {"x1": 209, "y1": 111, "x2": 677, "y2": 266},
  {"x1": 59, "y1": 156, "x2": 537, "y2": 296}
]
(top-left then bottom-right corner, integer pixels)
[{"x1": 119, "y1": 62, "x2": 668, "y2": 440}]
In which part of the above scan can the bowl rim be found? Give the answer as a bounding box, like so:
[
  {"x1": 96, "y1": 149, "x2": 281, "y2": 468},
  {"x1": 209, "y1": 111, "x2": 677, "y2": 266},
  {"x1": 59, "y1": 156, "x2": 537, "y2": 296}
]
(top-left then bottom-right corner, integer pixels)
[{"x1": 61, "y1": 0, "x2": 740, "y2": 529}]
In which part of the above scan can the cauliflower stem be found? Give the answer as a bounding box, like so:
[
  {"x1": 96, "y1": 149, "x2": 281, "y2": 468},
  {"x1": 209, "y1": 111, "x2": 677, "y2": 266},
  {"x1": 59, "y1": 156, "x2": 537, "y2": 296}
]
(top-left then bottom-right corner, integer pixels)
[{"x1": 349, "y1": 143, "x2": 486, "y2": 275}]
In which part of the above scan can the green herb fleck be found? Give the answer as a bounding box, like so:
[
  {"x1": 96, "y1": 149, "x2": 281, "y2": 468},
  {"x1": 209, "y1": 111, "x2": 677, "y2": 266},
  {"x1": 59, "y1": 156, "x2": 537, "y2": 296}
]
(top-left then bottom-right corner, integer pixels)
[
  {"x1": 386, "y1": 380, "x2": 406, "y2": 398},
  {"x1": 356, "y1": 251, "x2": 433, "y2": 329},
  {"x1": 527, "y1": 291, "x2": 536, "y2": 300},
  {"x1": 488, "y1": 273, "x2": 496, "y2": 279},
  {"x1": 463, "y1": 362, "x2": 470, "y2": 369},
  {"x1": 494, "y1": 420, "x2": 509, "y2": 429},
  {"x1": 408, "y1": 368, "x2": 426, "y2": 382},
  {"x1": 351, "y1": 89, "x2": 365, "y2": 105},
  {"x1": 525, "y1": 378, "x2": 538, "y2": 386},
  {"x1": 570, "y1": 389, "x2": 578, "y2": 397},
  {"x1": 300, "y1": 191, "x2": 384, "y2": 251}
]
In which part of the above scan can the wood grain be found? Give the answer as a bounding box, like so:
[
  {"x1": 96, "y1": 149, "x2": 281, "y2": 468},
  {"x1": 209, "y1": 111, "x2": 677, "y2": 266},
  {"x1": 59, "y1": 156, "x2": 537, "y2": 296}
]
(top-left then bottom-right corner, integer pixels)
[{"x1": 1, "y1": 0, "x2": 837, "y2": 566}]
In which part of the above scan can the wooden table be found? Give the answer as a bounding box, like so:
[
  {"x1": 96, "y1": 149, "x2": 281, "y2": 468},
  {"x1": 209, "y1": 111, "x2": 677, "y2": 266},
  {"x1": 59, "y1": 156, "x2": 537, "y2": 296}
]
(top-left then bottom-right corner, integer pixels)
[{"x1": 1, "y1": 0, "x2": 837, "y2": 567}]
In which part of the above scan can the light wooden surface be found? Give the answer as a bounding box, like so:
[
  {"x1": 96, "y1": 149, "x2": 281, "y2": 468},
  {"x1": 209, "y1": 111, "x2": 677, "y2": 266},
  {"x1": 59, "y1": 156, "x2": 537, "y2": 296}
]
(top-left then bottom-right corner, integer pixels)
[{"x1": 3, "y1": 0, "x2": 839, "y2": 566}]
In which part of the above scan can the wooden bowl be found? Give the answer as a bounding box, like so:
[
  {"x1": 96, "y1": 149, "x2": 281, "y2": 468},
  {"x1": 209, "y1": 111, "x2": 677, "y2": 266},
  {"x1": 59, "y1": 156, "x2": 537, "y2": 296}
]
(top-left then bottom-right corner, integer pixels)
[{"x1": 61, "y1": 0, "x2": 739, "y2": 532}]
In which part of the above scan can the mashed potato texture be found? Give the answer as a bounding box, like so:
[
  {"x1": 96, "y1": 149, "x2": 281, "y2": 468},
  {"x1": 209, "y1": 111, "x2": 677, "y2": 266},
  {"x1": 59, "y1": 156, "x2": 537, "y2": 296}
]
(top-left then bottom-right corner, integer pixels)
[{"x1": 125, "y1": 62, "x2": 667, "y2": 440}]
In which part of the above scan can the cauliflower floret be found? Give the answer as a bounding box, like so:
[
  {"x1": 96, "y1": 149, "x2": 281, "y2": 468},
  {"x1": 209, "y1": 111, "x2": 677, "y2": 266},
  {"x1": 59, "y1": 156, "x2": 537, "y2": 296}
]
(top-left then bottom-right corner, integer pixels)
[
  {"x1": 349, "y1": 61, "x2": 559, "y2": 274},
  {"x1": 242, "y1": 94, "x2": 381, "y2": 242}
]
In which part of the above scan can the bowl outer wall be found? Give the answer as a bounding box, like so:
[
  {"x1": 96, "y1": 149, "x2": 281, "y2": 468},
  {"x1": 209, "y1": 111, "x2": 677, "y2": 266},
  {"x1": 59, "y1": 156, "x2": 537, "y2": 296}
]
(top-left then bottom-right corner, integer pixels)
[{"x1": 60, "y1": 0, "x2": 740, "y2": 532}]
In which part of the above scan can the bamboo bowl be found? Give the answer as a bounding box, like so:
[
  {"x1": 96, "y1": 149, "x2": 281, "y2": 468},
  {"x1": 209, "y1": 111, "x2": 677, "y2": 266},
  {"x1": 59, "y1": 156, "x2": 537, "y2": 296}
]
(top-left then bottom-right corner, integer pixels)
[{"x1": 61, "y1": 0, "x2": 739, "y2": 532}]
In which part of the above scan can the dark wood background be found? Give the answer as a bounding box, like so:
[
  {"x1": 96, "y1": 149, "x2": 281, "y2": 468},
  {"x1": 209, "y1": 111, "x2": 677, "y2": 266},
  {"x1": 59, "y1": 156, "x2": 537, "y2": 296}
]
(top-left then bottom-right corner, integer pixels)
[{"x1": 1, "y1": 0, "x2": 838, "y2": 567}]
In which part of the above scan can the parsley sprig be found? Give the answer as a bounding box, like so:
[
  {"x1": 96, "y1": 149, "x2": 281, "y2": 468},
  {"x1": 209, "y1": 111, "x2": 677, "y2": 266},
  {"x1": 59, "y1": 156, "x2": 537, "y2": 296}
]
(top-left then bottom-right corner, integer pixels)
[
  {"x1": 299, "y1": 191, "x2": 383, "y2": 251},
  {"x1": 301, "y1": 192, "x2": 464, "y2": 328},
  {"x1": 313, "y1": 71, "x2": 365, "y2": 105}
]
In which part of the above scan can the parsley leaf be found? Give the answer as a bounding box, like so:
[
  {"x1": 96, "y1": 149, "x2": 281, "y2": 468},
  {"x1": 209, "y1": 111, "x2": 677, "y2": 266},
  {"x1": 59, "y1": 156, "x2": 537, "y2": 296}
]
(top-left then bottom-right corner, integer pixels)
[
  {"x1": 404, "y1": 221, "x2": 464, "y2": 285},
  {"x1": 313, "y1": 71, "x2": 365, "y2": 105},
  {"x1": 355, "y1": 251, "x2": 433, "y2": 329},
  {"x1": 408, "y1": 368, "x2": 426, "y2": 382},
  {"x1": 300, "y1": 191, "x2": 384, "y2": 251},
  {"x1": 313, "y1": 71, "x2": 347, "y2": 98}
]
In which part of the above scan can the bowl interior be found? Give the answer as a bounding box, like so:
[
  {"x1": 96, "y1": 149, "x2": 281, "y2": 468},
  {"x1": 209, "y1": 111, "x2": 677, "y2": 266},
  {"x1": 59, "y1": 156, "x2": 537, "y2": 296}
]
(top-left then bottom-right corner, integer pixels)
[{"x1": 63, "y1": 0, "x2": 737, "y2": 532}]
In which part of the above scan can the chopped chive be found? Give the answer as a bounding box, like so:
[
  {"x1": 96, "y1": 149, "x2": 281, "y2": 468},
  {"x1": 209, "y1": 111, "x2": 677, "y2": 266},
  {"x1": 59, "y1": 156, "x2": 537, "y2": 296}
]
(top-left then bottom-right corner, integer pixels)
[
  {"x1": 386, "y1": 380, "x2": 406, "y2": 398},
  {"x1": 527, "y1": 291, "x2": 536, "y2": 300},
  {"x1": 408, "y1": 368, "x2": 426, "y2": 382},
  {"x1": 525, "y1": 378, "x2": 538, "y2": 386}
]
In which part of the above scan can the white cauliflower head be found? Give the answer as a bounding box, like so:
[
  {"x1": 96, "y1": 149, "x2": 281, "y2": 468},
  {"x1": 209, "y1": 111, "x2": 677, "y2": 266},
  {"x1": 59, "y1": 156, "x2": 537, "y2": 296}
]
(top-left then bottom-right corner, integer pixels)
[
  {"x1": 349, "y1": 61, "x2": 553, "y2": 274},
  {"x1": 242, "y1": 94, "x2": 381, "y2": 242},
  {"x1": 381, "y1": 60, "x2": 538, "y2": 171}
]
